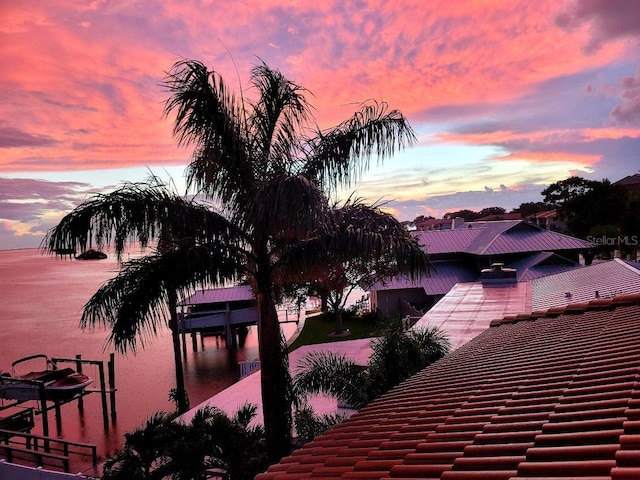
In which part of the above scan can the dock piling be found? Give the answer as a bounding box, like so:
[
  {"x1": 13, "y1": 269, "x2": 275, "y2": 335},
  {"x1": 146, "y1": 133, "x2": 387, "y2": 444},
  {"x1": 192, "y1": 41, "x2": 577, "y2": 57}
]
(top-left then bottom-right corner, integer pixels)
[
  {"x1": 97, "y1": 362, "x2": 108, "y2": 429},
  {"x1": 108, "y1": 353, "x2": 117, "y2": 422},
  {"x1": 75, "y1": 355, "x2": 84, "y2": 413}
]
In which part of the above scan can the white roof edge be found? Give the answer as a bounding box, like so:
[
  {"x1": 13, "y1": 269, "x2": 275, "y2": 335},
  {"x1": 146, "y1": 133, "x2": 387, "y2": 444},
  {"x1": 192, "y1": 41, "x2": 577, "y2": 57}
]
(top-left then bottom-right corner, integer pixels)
[{"x1": 614, "y1": 257, "x2": 640, "y2": 275}]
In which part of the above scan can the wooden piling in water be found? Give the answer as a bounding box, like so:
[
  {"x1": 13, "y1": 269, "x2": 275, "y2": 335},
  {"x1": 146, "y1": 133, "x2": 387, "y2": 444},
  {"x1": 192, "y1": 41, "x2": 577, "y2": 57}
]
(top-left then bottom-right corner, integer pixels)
[{"x1": 108, "y1": 353, "x2": 117, "y2": 422}]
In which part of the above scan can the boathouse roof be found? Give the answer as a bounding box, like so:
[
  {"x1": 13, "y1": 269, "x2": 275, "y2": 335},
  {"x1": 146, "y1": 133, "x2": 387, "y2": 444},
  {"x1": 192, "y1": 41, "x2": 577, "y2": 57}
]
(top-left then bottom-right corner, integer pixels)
[{"x1": 179, "y1": 285, "x2": 254, "y2": 306}]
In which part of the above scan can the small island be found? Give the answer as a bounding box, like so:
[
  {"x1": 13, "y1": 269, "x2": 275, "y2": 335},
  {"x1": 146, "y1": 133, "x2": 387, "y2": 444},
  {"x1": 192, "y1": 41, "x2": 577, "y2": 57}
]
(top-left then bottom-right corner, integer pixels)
[{"x1": 75, "y1": 249, "x2": 107, "y2": 260}]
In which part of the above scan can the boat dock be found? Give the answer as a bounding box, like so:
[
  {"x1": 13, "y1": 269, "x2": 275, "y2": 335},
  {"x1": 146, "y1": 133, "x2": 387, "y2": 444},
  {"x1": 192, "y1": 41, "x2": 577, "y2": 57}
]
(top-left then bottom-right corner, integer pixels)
[
  {"x1": 0, "y1": 354, "x2": 117, "y2": 475},
  {"x1": 178, "y1": 285, "x2": 300, "y2": 351}
]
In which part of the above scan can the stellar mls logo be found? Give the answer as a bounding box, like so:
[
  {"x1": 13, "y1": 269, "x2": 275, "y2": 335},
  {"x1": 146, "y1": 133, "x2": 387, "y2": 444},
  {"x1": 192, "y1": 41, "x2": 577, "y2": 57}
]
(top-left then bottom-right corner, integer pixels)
[{"x1": 587, "y1": 235, "x2": 639, "y2": 247}]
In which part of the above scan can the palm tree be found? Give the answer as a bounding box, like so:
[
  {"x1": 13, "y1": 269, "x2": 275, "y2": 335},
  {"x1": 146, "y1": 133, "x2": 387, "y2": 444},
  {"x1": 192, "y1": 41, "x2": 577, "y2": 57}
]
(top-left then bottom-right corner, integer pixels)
[
  {"x1": 101, "y1": 411, "x2": 178, "y2": 480},
  {"x1": 44, "y1": 59, "x2": 428, "y2": 461},
  {"x1": 294, "y1": 319, "x2": 450, "y2": 410},
  {"x1": 102, "y1": 405, "x2": 268, "y2": 480}
]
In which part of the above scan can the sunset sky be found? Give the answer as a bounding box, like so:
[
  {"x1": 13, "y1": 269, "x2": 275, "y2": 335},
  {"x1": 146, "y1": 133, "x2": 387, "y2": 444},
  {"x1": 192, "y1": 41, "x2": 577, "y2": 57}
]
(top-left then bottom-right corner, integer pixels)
[{"x1": 1, "y1": 1, "x2": 639, "y2": 249}]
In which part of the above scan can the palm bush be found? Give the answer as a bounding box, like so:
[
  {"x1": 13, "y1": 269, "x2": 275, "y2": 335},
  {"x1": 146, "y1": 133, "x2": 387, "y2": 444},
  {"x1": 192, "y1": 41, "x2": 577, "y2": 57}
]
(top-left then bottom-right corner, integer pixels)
[
  {"x1": 102, "y1": 405, "x2": 267, "y2": 480},
  {"x1": 294, "y1": 318, "x2": 450, "y2": 410}
]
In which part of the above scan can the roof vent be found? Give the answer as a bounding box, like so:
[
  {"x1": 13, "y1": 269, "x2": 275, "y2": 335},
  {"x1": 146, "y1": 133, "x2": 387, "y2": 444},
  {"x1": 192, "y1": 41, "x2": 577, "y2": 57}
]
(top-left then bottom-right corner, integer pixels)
[{"x1": 481, "y1": 262, "x2": 517, "y2": 285}]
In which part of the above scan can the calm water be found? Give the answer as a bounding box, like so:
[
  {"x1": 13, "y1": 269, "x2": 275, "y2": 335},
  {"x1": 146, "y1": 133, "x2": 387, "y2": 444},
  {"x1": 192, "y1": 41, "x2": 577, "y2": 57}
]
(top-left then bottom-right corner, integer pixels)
[{"x1": 0, "y1": 248, "x2": 297, "y2": 459}]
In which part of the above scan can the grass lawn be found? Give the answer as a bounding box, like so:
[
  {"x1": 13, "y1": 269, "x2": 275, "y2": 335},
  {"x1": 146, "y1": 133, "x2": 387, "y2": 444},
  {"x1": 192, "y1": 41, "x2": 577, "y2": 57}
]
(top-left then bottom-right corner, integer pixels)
[{"x1": 287, "y1": 312, "x2": 380, "y2": 352}]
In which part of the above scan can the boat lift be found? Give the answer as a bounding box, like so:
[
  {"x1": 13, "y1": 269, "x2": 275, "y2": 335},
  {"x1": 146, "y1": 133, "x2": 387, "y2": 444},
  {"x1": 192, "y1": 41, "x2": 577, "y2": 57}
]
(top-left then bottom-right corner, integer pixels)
[{"x1": 0, "y1": 354, "x2": 117, "y2": 438}]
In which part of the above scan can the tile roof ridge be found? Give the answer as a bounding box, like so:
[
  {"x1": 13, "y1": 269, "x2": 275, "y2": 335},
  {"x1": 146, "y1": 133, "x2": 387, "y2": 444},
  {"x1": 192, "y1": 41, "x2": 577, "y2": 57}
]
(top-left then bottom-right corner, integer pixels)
[{"x1": 489, "y1": 293, "x2": 640, "y2": 327}]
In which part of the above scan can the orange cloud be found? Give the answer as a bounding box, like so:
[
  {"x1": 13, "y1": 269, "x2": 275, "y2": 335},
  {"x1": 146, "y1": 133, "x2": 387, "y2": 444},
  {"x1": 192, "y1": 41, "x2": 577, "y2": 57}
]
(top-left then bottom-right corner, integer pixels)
[{"x1": 0, "y1": 0, "x2": 637, "y2": 176}]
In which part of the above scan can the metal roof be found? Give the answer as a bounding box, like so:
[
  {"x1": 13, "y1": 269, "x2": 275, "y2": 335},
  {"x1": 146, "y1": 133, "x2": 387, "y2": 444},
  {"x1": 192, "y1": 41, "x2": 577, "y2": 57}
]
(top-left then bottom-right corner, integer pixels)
[
  {"x1": 532, "y1": 258, "x2": 640, "y2": 310},
  {"x1": 413, "y1": 220, "x2": 591, "y2": 256},
  {"x1": 364, "y1": 261, "x2": 478, "y2": 296},
  {"x1": 480, "y1": 228, "x2": 592, "y2": 255},
  {"x1": 179, "y1": 285, "x2": 254, "y2": 306},
  {"x1": 413, "y1": 280, "x2": 531, "y2": 350},
  {"x1": 413, "y1": 227, "x2": 481, "y2": 254},
  {"x1": 508, "y1": 251, "x2": 583, "y2": 282}
]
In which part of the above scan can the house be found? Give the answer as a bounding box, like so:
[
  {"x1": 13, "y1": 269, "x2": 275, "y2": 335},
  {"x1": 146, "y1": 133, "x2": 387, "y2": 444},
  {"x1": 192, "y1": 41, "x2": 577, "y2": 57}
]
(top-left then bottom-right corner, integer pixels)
[
  {"x1": 524, "y1": 209, "x2": 567, "y2": 232},
  {"x1": 614, "y1": 173, "x2": 640, "y2": 194},
  {"x1": 257, "y1": 293, "x2": 640, "y2": 480},
  {"x1": 474, "y1": 212, "x2": 522, "y2": 222},
  {"x1": 415, "y1": 218, "x2": 453, "y2": 230},
  {"x1": 367, "y1": 220, "x2": 592, "y2": 318},
  {"x1": 364, "y1": 260, "x2": 478, "y2": 319}
]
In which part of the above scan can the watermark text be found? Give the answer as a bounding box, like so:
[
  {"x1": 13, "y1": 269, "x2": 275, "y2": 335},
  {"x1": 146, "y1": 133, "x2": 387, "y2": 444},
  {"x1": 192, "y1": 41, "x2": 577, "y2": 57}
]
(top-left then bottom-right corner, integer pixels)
[{"x1": 587, "y1": 235, "x2": 639, "y2": 247}]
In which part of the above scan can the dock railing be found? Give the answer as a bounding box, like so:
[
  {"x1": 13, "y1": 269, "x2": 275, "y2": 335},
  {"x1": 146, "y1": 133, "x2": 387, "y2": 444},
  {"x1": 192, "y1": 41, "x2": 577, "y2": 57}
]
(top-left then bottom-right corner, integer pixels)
[
  {"x1": 239, "y1": 361, "x2": 261, "y2": 379},
  {"x1": 0, "y1": 428, "x2": 97, "y2": 472}
]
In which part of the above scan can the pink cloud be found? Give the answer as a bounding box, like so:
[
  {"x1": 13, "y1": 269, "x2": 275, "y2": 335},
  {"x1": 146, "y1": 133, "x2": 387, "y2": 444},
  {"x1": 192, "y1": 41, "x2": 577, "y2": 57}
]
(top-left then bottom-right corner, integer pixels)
[
  {"x1": 556, "y1": 0, "x2": 640, "y2": 54},
  {"x1": 610, "y1": 67, "x2": 640, "y2": 125},
  {"x1": 0, "y1": 0, "x2": 637, "y2": 176}
]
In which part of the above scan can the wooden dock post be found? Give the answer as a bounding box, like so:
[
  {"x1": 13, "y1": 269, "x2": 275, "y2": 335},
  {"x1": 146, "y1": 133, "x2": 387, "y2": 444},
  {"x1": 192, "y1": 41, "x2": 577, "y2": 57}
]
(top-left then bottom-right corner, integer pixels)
[
  {"x1": 97, "y1": 362, "x2": 109, "y2": 429},
  {"x1": 39, "y1": 383, "x2": 49, "y2": 439},
  {"x1": 108, "y1": 353, "x2": 117, "y2": 422},
  {"x1": 75, "y1": 354, "x2": 84, "y2": 413},
  {"x1": 54, "y1": 400, "x2": 62, "y2": 433}
]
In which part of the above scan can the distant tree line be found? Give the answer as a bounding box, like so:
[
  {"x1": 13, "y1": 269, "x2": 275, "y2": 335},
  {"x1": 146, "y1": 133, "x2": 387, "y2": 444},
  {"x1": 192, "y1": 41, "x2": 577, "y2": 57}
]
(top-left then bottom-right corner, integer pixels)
[{"x1": 409, "y1": 176, "x2": 639, "y2": 258}]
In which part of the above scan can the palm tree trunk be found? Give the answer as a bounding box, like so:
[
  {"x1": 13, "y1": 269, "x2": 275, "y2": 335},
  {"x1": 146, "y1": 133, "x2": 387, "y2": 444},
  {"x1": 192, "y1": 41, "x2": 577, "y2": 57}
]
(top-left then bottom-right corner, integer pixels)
[
  {"x1": 168, "y1": 290, "x2": 189, "y2": 414},
  {"x1": 256, "y1": 268, "x2": 292, "y2": 462},
  {"x1": 334, "y1": 308, "x2": 343, "y2": 335}
]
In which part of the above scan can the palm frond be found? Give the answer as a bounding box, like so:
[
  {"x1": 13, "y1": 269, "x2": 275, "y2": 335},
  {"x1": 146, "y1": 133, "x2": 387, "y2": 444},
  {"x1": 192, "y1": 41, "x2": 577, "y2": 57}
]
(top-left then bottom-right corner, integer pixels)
[
  {"x1": 163, "y1": 59, "x2": 253, "y2": 199},
  {"x1": 276, "y1": 199, "x2": 430, "y2": 281},
  {"x1": 410, "y1": 325, "x2": 452, "y2": 363},
  {"x1": 303, "y1": 100, "x2": 416, "y2": 192},
  {"x1": 248, "y1": 61, "x2": 313, "y2": 171},
  {"x1": 366, "y1": 320, "x2": 450, "y2": 399},
  {"x1": 233, "y1": 402, "x2": 259, "y2": 429},
  {"x1": 244, "y1": 173, "x2": 330, "y2": 243},
  {"x1": 81, "y1": 243, "x2": 245, "y2": 353},
  {"x1": 294, "y1": 403, "x2": 347, "y2": 445},
  {"x1": 42, "y1": 181, "x2": 246, "y2": 260},
  {"x1": 293, "y1": 351, "x2": 369, "y2": 409}
]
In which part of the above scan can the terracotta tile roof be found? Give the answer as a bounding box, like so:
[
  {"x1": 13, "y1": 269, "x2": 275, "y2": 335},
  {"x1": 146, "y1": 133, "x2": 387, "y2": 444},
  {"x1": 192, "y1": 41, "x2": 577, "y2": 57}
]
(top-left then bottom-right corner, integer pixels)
[
  {"x1": 257, "y1": 294, "x2": 640, "y2": 480},
  {"x1": 525, "y1": 210, "x2": 557, "y2": 220}
]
